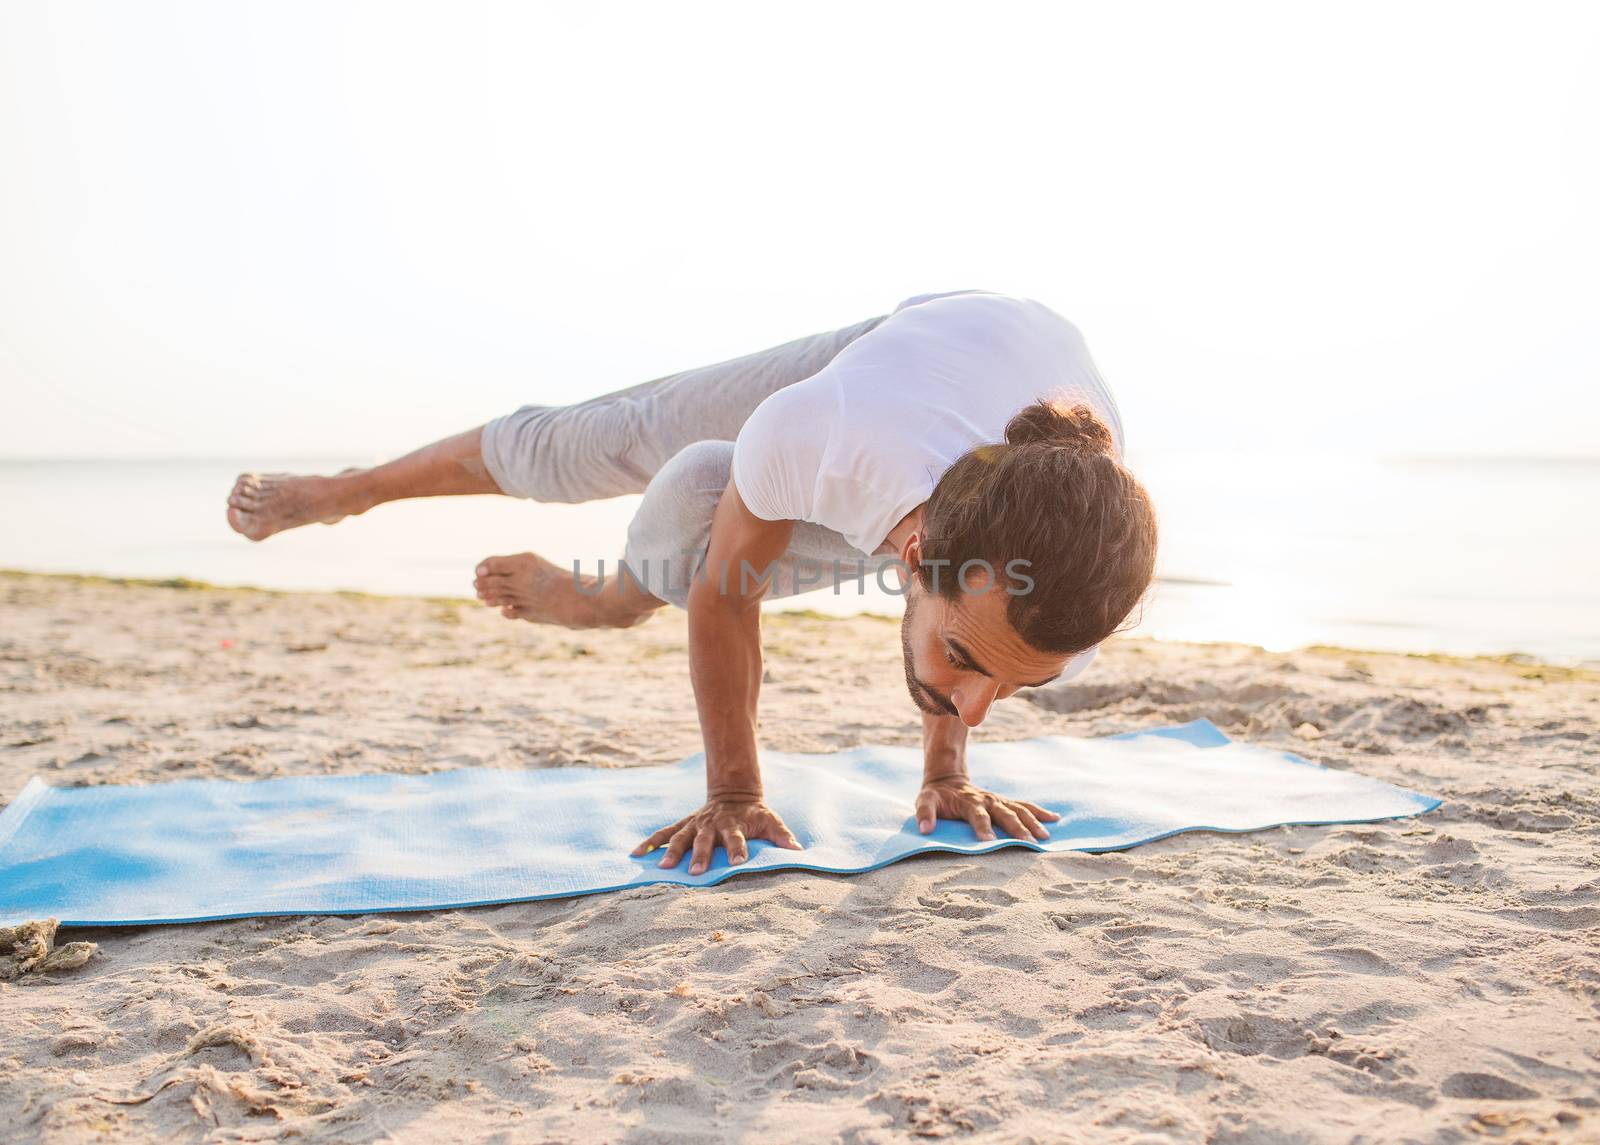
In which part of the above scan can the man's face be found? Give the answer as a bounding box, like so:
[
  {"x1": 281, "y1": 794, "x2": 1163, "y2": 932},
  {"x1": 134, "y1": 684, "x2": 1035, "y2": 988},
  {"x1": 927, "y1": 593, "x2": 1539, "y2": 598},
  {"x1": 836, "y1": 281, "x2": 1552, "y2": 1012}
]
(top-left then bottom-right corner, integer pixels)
[{"x1": 898, "y1": 576, "x2": 1075, "y2": 727}]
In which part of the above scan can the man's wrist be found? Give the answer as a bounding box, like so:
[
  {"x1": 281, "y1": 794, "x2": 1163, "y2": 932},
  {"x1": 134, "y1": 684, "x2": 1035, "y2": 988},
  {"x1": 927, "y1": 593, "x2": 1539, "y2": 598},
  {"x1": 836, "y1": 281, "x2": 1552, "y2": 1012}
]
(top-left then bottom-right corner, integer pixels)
[
  {"x1": 921, "y1": 767, "x2": 969, "y2": 786},
  {"x1": 706, "y1": 760, "x2": 764, "y2": 802}
]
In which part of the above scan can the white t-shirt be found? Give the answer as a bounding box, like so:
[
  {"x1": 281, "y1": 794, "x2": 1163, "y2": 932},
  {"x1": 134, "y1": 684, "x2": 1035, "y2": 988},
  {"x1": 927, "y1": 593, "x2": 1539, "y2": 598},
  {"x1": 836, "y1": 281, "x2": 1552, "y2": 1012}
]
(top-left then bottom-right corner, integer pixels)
[
  {"x1": 732, "y1": 289, "x2": 1125, "y2": 553},
  {"x1": 731, "y1": 289, "x2": 1126, "y2": 682}
]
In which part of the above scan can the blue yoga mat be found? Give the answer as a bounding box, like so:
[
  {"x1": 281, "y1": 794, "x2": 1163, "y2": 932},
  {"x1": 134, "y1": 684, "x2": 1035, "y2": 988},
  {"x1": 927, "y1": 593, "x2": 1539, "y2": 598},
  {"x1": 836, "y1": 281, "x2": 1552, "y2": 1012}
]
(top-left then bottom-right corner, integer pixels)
[{"x1": 0, "y1": 719, "x2": 1439, "y2": 927}]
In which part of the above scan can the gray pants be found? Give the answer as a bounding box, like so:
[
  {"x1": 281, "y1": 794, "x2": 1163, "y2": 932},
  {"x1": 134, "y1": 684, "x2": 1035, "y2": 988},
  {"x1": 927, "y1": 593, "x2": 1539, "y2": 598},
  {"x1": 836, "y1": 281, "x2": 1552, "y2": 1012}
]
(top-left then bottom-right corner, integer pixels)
[{"x1": 480, "y1": 313, "x2": 895, "y2": 607}]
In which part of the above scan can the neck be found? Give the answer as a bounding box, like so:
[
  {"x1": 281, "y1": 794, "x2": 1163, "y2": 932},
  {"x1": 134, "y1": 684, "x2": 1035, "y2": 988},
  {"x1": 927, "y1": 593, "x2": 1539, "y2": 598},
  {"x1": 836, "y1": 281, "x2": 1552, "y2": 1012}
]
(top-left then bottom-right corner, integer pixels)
[{"x1": 877, "y1": 503, "x2": 926, "y2": 557}]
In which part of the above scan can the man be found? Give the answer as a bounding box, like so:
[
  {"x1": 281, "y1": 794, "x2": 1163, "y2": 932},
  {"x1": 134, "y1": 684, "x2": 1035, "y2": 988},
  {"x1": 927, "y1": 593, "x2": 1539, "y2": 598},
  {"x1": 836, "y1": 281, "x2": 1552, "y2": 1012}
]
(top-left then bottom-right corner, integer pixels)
[{"x1": 226, "y1": 289, "x2": 1159, "y2": 876}]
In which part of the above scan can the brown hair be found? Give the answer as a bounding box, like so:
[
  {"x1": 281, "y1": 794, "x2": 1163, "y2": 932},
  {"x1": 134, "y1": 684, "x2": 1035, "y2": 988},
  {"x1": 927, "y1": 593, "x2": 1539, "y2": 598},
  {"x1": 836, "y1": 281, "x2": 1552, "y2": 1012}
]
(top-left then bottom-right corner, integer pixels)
[{"x1": 916, "y1": 399, "x2": 1158, "y2": 654}]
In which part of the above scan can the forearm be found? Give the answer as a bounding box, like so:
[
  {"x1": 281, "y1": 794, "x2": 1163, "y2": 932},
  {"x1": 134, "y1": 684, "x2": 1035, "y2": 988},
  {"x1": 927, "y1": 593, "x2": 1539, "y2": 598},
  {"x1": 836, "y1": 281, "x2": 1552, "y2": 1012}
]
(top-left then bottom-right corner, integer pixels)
[
  {"x1": 921, "y1": 713, "x2": 970, "y2": 783},
  {"x1": 686, "y1": 584, "x2": 766, "y2": 799}
]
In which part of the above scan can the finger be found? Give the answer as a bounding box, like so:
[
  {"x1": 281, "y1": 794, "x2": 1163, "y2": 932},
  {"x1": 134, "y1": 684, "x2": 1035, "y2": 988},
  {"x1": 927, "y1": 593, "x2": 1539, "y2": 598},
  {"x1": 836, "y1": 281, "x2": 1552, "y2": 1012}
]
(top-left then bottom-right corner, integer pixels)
[
  {"x1": 632, "y1": 818, "x2": 686, "y2": 856},
  {"x1": 724, "y1": 828, "x2": 748, "y2": 865},
  {"x1": 688, "y1": 828, "x2": 716, "y2": 875},
  {"x1": 658, "y1": 826, "x2": 695, "y2": 869},
  {"x1": 1012, "y1": 804, "x2": 1050, "y2": 840},
  {"x1": 990, "y1": 804, "x2": 1030, "y2": 841},
  {"x1": 914, "y1": 788, "x2": 940, "y2": 834},
  {"x1": 966, "y1": 805, "x2": 995, "y2": 842},
  {"x1": 1018, "y1": 800, "x2": 1061, "y2": 823},
  {"x1": 761, "y1": 817, "x2": 804, "y2": 850}
]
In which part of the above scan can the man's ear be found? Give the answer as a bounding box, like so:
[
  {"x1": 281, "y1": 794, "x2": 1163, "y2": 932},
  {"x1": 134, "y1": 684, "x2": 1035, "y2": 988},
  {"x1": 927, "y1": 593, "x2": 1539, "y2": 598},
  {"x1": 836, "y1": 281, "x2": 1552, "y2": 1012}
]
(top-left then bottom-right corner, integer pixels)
[
  {"x1": 892, "y1": 532, "x2": 921, "y2": 593},
  {"x1": 901, "y1": 531, "x2": 922, "y2": 567}
]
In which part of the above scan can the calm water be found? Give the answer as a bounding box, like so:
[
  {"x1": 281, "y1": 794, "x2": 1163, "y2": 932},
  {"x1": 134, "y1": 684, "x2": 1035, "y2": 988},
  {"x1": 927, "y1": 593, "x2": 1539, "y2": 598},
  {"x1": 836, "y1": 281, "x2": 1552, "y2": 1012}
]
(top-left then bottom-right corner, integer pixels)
[{"x1": 1, "y1": 453, "x2": 1596, "y2": 666}]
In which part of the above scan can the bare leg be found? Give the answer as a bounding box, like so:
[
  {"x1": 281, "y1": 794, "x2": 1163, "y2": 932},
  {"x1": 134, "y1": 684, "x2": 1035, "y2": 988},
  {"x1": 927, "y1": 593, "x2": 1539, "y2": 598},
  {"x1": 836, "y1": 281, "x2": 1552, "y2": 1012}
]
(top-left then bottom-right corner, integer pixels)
[
  {"x1": 473, "y1": 553, "x2": 667, "y2": 629},
  {"x1": 225, "y1": 425, "x2": 663, "y2": 627},
  {"x1": 226, "y1": 427, "x2": 497, "y2": 542}
]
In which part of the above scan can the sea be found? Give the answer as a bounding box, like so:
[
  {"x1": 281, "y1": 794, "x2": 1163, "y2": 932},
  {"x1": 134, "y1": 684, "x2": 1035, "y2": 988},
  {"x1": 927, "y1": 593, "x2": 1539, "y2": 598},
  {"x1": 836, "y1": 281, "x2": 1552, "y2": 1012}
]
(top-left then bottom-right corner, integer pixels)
[{"x1": 1, "y1": 452, "x2": 1596, "y2": 667}]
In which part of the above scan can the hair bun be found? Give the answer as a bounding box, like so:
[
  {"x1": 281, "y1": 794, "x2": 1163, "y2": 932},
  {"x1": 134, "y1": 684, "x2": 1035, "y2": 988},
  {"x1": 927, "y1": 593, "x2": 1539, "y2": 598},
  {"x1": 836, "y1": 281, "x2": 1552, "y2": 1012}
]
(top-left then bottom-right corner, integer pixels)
[{"x1": 1003, "y1": 399, "x2": 1115, "y2": 455}]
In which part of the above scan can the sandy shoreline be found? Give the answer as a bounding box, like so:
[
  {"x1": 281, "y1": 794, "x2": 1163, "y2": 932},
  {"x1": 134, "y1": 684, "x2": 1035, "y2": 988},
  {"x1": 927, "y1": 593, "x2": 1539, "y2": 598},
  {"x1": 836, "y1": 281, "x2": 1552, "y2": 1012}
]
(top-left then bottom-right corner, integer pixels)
[{"x1": 1, "y1": 570, "x2": 1596, "y2": 1143}]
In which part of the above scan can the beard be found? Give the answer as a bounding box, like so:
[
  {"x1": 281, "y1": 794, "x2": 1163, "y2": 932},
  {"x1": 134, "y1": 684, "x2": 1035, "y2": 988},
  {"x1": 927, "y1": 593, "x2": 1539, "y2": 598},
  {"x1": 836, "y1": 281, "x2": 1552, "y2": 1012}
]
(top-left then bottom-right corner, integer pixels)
[{"x1": 900, "y1": 591, "x2": 958, "y2": 717}]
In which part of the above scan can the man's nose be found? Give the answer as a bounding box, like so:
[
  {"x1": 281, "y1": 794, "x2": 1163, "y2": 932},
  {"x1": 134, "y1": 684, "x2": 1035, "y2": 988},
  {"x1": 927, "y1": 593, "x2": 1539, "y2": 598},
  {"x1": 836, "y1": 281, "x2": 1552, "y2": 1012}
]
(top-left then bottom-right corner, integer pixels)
[{"x1": 952, "y1": 680, "x2": 1000, "y2": 727}]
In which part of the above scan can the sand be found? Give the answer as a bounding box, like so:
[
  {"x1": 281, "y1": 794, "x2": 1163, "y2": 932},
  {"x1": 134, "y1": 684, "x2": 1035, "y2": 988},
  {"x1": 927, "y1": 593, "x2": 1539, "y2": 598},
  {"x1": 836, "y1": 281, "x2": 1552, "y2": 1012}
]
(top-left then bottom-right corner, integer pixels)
[{"x1": 1, "y1": 570, "x2": 1596, "y2": 1143}]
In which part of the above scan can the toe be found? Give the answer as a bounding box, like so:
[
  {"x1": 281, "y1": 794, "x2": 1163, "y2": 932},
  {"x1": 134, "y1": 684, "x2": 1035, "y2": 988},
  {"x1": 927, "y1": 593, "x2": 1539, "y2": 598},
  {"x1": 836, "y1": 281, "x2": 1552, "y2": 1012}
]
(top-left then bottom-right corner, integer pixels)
[
  {"x1": 226, "y1": 506, "x2": 263, "y2": 541},
  {"x1": 478, "y1": 553, "x2": 536, "y2": 578},
  {"x1": 475, "y1": 575, "x2": 511, "y2": 602},
  {"x1": 498, "y1": 583, "x2": 538, "y2": 610}
]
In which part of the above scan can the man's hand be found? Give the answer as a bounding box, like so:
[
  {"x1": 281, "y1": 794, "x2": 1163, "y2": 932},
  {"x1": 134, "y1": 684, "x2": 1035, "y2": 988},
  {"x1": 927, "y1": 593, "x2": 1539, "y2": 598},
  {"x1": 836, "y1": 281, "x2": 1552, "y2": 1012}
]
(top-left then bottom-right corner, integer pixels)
[
  {"x1": 915, "y1": 776, "x2": 1059, "y2": 842},
  {"x1": 632, "y1": 796, "x2": 802, "y2": 875}
]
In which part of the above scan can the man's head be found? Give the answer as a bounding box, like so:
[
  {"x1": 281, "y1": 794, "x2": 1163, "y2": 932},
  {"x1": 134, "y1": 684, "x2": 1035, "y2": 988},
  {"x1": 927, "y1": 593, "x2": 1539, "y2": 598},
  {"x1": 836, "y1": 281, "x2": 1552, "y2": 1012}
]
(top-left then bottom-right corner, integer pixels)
[
  {"x1": 899, "y1": 572, "x2": 1076, "y2": 724},
  {"x1": 896, "y1": 399, "x2": 1158, "y2": 725}
]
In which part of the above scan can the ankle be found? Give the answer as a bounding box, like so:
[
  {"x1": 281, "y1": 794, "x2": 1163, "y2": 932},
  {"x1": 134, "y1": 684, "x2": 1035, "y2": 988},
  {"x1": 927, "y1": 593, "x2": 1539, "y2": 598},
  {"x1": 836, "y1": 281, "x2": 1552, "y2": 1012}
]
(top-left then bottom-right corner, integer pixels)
[
  {"x1": 583, "y1": 580, "x2": 657, "y2": 629},
  {"x1": 326, "y1": 470, "x2": 379, "y2": 517}
]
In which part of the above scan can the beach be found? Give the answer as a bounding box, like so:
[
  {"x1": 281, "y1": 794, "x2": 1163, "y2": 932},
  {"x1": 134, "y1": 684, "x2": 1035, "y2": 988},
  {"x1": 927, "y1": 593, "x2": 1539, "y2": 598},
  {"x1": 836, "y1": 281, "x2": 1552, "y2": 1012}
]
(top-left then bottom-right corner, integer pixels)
[{"x1": 2, "y1": 570, "x2": 1597, "y2": 1143}]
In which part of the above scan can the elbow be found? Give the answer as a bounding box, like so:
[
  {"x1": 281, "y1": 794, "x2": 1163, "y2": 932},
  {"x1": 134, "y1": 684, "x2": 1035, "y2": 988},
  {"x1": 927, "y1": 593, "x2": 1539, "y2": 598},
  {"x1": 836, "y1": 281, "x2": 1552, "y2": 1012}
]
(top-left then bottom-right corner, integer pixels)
[{"x1": 687, "y1": 568, "x2": 764, "y2": 620}]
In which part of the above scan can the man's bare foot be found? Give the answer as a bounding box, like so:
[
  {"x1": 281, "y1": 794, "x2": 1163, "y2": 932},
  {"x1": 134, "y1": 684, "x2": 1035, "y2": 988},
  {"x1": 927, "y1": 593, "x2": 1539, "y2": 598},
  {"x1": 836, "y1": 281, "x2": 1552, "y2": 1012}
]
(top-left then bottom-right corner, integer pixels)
[
  {"x1": 474, "y1": 552, "x2": 659, "y2": 629},
  {"x1": 226, "y1": 471, "x2": 366, "y2": 542}
]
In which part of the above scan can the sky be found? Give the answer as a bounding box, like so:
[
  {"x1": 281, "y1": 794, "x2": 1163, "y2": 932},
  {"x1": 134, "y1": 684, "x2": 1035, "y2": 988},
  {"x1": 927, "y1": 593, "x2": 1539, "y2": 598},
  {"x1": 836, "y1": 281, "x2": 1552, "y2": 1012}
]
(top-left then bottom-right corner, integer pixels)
[{"x1": 1, "y1": 0, "x2": 1597, "y2": 461}]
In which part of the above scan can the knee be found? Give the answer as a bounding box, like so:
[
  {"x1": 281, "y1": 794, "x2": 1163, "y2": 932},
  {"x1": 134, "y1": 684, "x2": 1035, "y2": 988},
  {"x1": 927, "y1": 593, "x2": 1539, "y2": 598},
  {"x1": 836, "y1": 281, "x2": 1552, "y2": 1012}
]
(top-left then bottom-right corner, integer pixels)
[
  {"x1": 632, "y1": 440, "x2": 733, "y2": 540},
  {"x1": 623, "y1": 442, "x2": 734, "y2": 609},
  {"x1": 650, "y1": 440, "x2": 735, "y2": 497}
]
